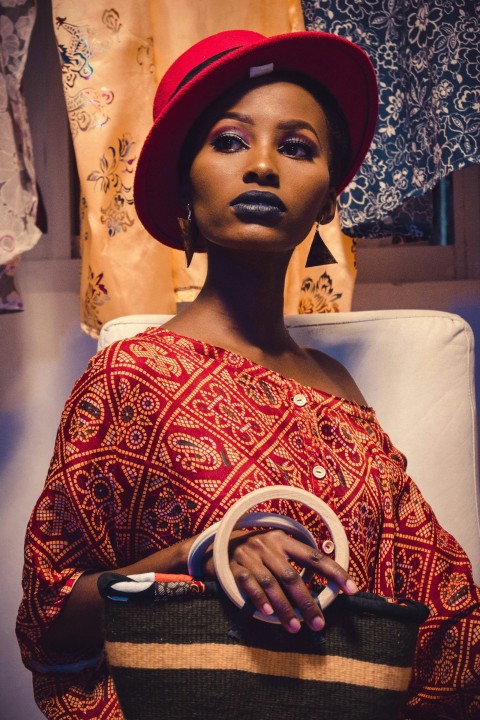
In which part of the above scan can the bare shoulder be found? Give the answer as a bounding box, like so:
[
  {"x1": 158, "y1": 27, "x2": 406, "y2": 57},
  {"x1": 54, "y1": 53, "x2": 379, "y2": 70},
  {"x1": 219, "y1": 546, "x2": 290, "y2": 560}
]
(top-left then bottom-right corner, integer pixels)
[{"x1": 304, "y1": 347, "x2": 368, "y2": 406}]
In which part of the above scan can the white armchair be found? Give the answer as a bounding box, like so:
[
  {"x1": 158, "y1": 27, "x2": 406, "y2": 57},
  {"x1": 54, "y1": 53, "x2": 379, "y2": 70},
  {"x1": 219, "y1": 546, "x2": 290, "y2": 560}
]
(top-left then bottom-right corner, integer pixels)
[{"x1": 98, "y1": 309, "x2": 480, "y2": 581}]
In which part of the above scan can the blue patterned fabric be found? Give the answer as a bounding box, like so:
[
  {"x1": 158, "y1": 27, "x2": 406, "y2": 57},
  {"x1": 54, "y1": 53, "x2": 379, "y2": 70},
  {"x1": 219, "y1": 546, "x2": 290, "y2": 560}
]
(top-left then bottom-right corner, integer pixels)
[{"x1": 302, "y1": 0, "x2": 480, "y2": 238}]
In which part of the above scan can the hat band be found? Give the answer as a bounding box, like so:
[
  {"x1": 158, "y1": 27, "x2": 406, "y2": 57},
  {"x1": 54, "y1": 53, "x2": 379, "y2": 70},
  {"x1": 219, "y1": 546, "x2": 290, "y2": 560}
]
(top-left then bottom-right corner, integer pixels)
[{"x1": 169, "y1": 46, "x2": 241, "y2": 100}]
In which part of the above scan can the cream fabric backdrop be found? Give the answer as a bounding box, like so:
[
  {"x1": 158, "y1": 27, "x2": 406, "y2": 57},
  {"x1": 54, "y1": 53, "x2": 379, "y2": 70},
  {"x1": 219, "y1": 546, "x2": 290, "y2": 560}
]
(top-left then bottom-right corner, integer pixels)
[{"x1": 51, "y1": 0, "x2": 356, "y2": 336}]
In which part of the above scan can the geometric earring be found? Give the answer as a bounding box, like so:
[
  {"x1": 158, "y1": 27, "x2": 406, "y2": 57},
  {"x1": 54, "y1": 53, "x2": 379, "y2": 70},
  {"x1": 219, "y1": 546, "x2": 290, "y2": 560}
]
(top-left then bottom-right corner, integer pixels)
[
  {"x1": 305, "y1": 221, "x2": 337, "y2": 268},
  {"x1": 177, "y1": 203, "x2": 197, "y2": 268}
]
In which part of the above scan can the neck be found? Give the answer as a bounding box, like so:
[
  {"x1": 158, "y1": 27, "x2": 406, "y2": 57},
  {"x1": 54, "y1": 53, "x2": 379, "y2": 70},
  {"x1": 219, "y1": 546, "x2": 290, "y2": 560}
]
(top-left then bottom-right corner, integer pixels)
[{"x1": 178, "y1": 244, "x2": 296, "y2": 354}]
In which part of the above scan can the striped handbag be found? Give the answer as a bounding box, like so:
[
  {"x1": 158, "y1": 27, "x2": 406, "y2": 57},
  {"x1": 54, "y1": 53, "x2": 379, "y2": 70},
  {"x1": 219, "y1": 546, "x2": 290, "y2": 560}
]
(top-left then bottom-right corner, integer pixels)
[{"x1": 99, "y1": 487, "x2": 429, "y2": 720}]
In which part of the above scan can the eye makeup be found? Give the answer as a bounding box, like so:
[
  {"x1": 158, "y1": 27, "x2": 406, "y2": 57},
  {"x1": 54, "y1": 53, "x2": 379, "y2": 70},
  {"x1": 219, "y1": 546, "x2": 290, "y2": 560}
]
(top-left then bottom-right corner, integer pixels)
[
  {"x1": 207, "y1": 125, "x2": 251, "y2": 153},
  {"x1": 278, "y1": 133, "x2": 319, "y2": 160}
]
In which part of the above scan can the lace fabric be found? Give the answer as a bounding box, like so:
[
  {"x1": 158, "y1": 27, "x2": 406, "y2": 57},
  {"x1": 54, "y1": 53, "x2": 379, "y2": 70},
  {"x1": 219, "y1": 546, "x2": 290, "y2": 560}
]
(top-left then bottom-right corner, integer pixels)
[{"x1": 302, "y1": 0, "x2": 480, "y2": 239}]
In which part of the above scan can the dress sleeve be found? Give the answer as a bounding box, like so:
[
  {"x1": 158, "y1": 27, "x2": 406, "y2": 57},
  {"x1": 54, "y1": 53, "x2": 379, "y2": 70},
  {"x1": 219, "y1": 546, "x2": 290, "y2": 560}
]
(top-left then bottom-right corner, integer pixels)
[
  {"x1": 393, "y1": 467, "x2": 480, "y2": 719},
  {"x1": 16, "y1": 475, "x2": 91, "y2": 668},
  {"x1": 15, "y1": 351, "x2": 113, "y2": 669},
  {"x1": 15, "y1": 342, "x2": 160, "y2": 670}
]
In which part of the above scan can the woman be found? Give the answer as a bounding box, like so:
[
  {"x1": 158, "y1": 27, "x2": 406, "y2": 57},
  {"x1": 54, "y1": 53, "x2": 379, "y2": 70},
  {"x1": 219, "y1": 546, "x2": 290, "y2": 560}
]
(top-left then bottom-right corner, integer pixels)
[{"x1": 17, "y1": 30, "x2": 479, "y2": 720}]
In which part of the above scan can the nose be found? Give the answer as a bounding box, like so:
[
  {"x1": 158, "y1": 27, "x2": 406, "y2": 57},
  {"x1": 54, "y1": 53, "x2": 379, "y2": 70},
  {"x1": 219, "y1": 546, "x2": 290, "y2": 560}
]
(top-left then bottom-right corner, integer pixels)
[{"x1": 243, "y1": 142, "x2": 279, "y2": 187}]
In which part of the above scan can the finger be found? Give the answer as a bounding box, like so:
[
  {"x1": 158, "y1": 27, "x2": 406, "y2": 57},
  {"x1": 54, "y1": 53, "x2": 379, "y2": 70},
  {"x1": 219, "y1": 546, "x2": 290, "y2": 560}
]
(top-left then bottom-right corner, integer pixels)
[
  {"x1": 265, "y1": 554, "x2": 325, "y2": 632},
  {"x1": 231, "y1": 560, "x2": 306, "y2": 633},
  {"x1": 229, "y1": 560, "x2": 276, "y2": 618},
  {"x1": 284, "y1": 539, "x2": 358, "y2": 595}
]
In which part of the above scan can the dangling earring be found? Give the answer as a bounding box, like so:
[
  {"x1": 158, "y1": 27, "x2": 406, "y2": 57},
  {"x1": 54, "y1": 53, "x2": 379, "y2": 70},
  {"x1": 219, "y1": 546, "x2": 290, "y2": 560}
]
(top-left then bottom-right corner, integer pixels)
[
  {"x1": 305, "y1": 220, "x2": 337, "y2": 268},
  {"x1": 177, "y1": 204, "x2": 196, "y2": 268}
]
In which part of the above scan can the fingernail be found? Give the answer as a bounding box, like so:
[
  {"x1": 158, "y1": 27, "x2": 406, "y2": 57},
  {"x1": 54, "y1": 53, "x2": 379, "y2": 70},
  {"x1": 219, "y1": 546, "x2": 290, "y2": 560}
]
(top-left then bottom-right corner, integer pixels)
[
  {"x1": 311, "y1": 616, "x2": 324, "y2": 631},
  {"x1": 288, "y1": 617, "x2": 301, "y2": 633},
  {"x1": 346, "y1": 579, "x2": 359, "y2": 594},
  {"x1": 262, "y1": 603, "x2": 274, "y2": 615}
]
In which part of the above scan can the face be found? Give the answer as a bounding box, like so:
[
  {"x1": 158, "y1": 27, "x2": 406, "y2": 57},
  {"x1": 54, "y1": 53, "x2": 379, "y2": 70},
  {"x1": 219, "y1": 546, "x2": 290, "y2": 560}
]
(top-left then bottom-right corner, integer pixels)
[{"x1": 187, "y1": 80, "x2": 336, "y2": 254}]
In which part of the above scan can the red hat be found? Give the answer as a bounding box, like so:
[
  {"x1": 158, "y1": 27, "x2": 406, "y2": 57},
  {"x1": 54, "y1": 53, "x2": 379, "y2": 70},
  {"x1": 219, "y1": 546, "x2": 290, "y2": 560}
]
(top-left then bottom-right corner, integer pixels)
[{"x1": 134, "y1": 30, "x2": 378, "y2": 250}]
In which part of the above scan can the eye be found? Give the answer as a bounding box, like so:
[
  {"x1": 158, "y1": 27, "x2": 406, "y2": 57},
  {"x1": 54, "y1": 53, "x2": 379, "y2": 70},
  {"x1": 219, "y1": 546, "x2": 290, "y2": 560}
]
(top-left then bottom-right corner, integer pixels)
[
  {"x1": 210, "y1": 131, "x2": 249, "y2": 153},
  {"x1": 279, "y1": 137, "x2": 317, "y2": 160}
]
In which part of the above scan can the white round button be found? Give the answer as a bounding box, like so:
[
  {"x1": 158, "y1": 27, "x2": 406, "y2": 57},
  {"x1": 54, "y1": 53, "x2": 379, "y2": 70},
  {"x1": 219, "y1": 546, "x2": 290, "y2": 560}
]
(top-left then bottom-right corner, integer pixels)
[
  {"x1": 312, "y1": 465, "x2": 327, "y2": 479},
  {"x1": 322, "y1": 539, "x2": 335, "y2": 555},
  {"x1": 293, "y1": 394, "x2": 307, "y2": 407}
]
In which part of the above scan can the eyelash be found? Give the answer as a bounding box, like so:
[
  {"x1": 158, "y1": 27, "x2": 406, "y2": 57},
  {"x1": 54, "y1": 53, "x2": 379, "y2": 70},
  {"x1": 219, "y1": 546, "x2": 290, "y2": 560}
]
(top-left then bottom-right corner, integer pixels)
[
  {"x1": 279, "y1": 137, "x2": 317, "y2": 161},
  {"x1": 210, "y1": 131, "x2": 317, "y2": 161},
  {"x1": 210, "y1": 131, "x2": 249, "y2": 153}
]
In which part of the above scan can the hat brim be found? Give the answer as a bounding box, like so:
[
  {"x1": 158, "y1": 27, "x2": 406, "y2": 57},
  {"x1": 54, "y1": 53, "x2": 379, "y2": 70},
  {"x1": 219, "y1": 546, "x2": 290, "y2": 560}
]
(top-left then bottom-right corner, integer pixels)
[{"x1": 134, "y1": 32, "x2": 378, "y2": 250}]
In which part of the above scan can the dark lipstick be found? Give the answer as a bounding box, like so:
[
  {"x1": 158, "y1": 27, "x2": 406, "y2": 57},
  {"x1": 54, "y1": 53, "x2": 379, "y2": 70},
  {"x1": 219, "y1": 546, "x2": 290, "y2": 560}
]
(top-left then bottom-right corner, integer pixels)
[{"x1": 230, "y1": 191, "x2": 287, "y2": 221}]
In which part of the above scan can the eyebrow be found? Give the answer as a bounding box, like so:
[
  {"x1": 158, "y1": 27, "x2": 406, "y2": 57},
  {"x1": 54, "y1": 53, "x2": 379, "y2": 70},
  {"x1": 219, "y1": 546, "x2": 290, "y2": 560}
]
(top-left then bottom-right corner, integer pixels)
[
  {"x1": 219, "y1": 111, "x2": 321, "y2": 142},
  {"x1": 277, "y1": 119, "x2": 321, "y2": 143}
]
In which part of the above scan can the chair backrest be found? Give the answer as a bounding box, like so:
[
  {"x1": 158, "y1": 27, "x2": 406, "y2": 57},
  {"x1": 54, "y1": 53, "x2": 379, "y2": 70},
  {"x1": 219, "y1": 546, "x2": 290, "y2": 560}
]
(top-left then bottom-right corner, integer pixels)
[{"x1": 98, "y1": 309, "x2": 480, "y2": 581}]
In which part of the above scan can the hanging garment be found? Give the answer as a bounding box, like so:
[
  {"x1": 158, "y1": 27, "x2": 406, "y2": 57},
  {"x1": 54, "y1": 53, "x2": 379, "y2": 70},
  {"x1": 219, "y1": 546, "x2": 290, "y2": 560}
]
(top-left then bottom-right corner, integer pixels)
[
  {"x1": 0, "y1": 0, "x2": 40, "y2": 311},
  {"x1": 301, "y1": 0, "x2": 480, "y2": 238},
  {"x1": 0, "y1": 257, "x2": 22, "y2": 312},
  {"x1": 52, "y1": 0, "x2": 356, "y2": 337}
]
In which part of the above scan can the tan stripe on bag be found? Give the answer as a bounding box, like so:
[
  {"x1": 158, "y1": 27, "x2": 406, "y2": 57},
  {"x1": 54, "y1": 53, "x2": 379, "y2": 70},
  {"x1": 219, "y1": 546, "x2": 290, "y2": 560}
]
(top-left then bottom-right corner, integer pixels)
[{"x1": 105, "y1": 642, "x2": 412, "y2": 691}]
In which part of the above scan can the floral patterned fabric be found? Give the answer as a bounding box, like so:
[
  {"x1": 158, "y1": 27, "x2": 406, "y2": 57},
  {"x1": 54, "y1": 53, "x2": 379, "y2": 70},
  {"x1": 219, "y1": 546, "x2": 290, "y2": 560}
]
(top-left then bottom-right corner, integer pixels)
[
  {"x1": 302, "y1": 0, "x2": 480, "y2": 238},
  {"x1": 17, "y1": 327, "x2": 480, "y2": 719},
  {"x1": 0, "y1": 0, "x2": 40, "y2": 310},
  {"x1": 0, "y1": 256, "x2": 23, "y2": 312},
  {"x1": 51, "y1": 0, "x2": 356, "y2": 337}
]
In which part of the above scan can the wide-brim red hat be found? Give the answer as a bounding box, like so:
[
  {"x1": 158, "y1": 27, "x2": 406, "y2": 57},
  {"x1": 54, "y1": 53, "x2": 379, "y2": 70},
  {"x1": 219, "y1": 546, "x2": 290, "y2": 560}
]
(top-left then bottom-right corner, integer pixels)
[{"x1": 134, "y1": 30, "x2": 378, "y2": 250}]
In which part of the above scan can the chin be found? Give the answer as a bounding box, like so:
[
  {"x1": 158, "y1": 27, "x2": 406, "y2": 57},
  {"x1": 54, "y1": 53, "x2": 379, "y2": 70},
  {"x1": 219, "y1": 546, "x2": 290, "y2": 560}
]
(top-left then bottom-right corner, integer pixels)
[{"x1": 207, "y1": 233, "x2": 299, "y2": 255}]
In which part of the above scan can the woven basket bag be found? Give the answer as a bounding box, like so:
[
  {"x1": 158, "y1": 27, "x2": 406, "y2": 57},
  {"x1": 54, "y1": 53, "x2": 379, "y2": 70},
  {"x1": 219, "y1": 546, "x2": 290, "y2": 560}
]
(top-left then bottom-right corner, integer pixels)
[{"x1": 100, "y1": 487, "x2": 429, "y2": 720}]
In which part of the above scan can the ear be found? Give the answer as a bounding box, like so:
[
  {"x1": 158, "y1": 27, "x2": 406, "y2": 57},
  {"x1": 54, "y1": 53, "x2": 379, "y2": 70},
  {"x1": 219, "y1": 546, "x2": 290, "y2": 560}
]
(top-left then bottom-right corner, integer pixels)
[{"x1": 317, "y1": 188, "x2": 337, "y2": 225}]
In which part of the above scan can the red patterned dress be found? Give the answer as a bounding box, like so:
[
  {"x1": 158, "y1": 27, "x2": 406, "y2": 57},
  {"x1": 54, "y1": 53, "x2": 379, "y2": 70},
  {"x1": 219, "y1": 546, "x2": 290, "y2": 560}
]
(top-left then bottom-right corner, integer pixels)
[{"x1": 16, "y1": 327, "x2": 480, "y2": 719}]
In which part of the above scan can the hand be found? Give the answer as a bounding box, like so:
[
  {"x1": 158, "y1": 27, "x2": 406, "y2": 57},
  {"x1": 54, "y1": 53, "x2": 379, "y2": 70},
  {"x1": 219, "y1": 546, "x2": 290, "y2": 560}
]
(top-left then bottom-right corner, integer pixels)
[{"x1": 222, "y1": 529, "x2": 358, "y2": 634}]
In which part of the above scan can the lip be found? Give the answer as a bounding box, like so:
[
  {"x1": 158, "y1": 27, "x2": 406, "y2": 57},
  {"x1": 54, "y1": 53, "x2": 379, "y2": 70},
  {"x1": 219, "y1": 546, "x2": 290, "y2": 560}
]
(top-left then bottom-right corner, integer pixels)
[{"x1": 230, "y1": 191, "x2": 287, "y2": 220}]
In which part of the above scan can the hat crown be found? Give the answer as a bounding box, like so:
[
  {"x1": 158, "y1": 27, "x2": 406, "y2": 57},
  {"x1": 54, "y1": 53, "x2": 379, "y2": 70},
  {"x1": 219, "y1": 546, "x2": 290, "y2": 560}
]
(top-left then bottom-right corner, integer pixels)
[{"x1": 153, "y1": 30, "x2": 266, "y2": 120}]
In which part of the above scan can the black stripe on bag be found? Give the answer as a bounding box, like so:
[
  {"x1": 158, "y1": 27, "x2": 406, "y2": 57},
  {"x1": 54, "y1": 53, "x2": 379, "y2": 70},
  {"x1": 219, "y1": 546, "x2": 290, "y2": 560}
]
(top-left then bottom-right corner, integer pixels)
[{"x1": 110, "y1": 669, "x2": 408, "y2": 720}]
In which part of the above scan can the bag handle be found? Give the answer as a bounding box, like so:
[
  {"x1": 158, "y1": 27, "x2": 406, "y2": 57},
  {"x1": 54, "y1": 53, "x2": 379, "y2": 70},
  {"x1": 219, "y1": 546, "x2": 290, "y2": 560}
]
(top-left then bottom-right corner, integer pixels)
[
  {"x1": 188, "y1": 511, "x2": 318, "y2": 577},
  {"x1": 193, "y1": 486, "x2": 349, "y2": 623}
]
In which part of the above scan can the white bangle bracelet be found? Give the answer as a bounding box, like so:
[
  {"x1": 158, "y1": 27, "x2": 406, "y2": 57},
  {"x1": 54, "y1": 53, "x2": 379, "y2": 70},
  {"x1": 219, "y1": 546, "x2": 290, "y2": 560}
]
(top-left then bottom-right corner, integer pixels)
[{"x1": 213, "y1": 486, "x2": 349, "y2": 623}]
